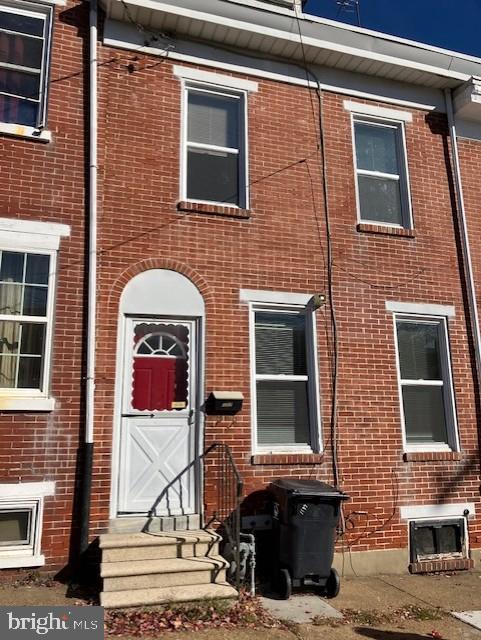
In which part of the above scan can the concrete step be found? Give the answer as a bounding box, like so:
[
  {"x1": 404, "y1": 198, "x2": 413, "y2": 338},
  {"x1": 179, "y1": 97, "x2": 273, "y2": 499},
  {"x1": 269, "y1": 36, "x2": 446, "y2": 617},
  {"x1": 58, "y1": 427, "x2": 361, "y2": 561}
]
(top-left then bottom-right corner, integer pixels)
[
  {"x1": 99, "y1": 531, "x2": 220, "y2": 562},
  {"x1": 101, "y1": 582, "x2": 238, "y2": 609},
  {"x1": 108, "y1": 515, "x2": 201, "y2": 534},
  {"x1": 103, "y1": 567, "x2": 227, "y2": 592},
  {"x1": 101, "y1": 555, "x2": 228, "y2": 579}
]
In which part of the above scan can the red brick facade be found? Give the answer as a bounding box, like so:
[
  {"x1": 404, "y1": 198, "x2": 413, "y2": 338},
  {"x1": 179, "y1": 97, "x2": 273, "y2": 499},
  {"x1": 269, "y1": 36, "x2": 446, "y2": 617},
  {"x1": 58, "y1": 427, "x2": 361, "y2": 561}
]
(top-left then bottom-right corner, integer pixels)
[{"x1": 0, "y1": 0, "x2": 480, "y2": 575}]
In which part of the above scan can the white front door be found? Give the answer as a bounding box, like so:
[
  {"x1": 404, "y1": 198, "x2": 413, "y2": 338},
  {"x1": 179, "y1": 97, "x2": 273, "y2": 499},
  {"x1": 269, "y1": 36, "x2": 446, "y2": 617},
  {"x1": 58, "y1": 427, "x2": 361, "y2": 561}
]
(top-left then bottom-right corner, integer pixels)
[{"x1": 118, "y1": 318, "x2": 197, "y2": 515}]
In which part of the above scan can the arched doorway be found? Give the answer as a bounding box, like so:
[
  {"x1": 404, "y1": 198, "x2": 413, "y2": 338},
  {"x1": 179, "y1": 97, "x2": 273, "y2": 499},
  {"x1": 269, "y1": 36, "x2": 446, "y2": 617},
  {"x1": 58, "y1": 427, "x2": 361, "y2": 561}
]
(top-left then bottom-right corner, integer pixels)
[{"x1": 111, "y1": 269, "x2": 205, "y2": 521}]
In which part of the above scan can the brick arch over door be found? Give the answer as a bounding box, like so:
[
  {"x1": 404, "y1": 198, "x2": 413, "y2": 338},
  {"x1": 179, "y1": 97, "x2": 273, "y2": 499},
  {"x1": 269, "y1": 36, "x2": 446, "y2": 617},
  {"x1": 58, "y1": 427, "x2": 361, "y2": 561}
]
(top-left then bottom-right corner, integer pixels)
[{"x1": 107, "y1": 259, "x2": 215, "y2": 317}]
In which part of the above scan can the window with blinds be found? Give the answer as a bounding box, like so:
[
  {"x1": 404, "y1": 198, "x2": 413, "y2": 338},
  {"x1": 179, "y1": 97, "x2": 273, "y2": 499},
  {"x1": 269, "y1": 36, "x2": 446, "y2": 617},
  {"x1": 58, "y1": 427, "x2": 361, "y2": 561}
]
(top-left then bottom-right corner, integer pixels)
[
  {"x1": 184, "y1": 84, "x2": 246, "y2": 207},
  {"x1": 254, "y1": 311, "x2": 315, "y2": 448},
  {"x1": 395, "y1": 316, "x2": 458, "y2": 450},
  {"x1": 0, "y1": 0, "x2": 53, "y2": 128}
]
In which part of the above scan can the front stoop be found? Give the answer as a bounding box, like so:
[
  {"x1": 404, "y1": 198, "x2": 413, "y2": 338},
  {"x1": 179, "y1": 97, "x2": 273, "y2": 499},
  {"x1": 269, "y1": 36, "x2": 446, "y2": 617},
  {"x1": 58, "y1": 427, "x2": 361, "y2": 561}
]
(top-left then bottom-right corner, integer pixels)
[{"x1": 99, "y1": 530, "x2": 237, "y2": 608}]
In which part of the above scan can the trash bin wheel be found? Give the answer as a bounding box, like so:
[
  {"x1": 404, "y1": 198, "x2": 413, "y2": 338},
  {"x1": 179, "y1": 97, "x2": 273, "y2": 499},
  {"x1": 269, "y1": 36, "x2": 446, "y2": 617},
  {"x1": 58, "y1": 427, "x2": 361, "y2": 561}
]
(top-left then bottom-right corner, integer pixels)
[
  {"x1": 325, "y1": 568, "x2": 340, "y2": 598},
  {"x1": 275, "y1": 567, "x2": 292, "y2": 600}
]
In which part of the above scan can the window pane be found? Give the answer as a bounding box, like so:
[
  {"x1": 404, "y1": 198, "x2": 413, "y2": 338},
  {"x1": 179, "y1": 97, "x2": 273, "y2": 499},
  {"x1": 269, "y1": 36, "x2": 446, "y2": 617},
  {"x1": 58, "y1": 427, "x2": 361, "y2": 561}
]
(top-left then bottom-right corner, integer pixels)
[
  {"x1": 0, "y1": 32, "x2": 43, "y2": 68},
  {"x1": 18, "y1": 355, "x2": 41, "y2": 389},
  {"x1": 255, "y1": 312, "x2": 307, "y2": 375},
  {"x1": 397, "y1": 321, "x2": 442, "y2": 380},
  {"x1": 187, "y1": 148, "x2": 239, "y2": 204},
  {"x1": 358, "y1": 175, "x2": 403, "y2": 225},
  {"x1": 0, "y1": 94, "x2": 38, "y2": 126},
  {"x1": 23, "y1": 286, "x2": 47, "y2": 316},
  {"x1": 25, "y1": 254, "x2": 49, "y2": 285},
  {"x1": 0, "y1": 283, "x2": 22, "y2": 315},
  {"x1": 257, "y1": 380, "x2": 310, "y2": 445},
  {"x1": 0, "y1": 251, "x2": 24, "y2": 282},
  {"x1": 0, "y1": 67, "x2": 40, "y2": 100},
  {"x1": 0, "y1": 320, "x2": 20, "y2": 355},
  {"x1": 437, "y1": 524, "x2": 462, "y2": 554},
  {"x1": 402, "y1": 385, "x2": 448, "y2": 444},
  {"x1": 355, "y1": 122, "x2": 399, "y2": 174},
  {"x1": 0, "y1": 12, "x2": 44, "y2": 37},
  {"x1": 188, "y1": 91, "x2": 239, "y2": 148},
  {"x1": 0, "y1": 510, "x2": 30, "y2": 545},
  {"x1": 413, "y1": 526, "x2": 436, "y2": 557},
  {"x1": 20, "y1": 323, "x2": 45, "y2": 355}
]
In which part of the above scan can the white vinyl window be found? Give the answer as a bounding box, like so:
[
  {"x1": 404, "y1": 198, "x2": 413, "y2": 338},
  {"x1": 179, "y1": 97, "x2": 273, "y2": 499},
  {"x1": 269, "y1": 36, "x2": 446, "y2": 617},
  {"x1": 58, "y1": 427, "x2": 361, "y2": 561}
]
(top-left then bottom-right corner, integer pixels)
[
  {"x1": 352, "y1": 116, "x2": 412, "y2": 228},
  {"x1": 394, "y1": 315, "x2": 459, "y2": 451},
  {"x1": 182, "y1": 83, "x2": 248, "y2": 208},
  {"x1": 0, "y1": 0, "x2": 53, "y2": 128},
  {"x1": 251, "y1": 306, "x2": 320, "y2": 452},
  {"x1": 0, "y1": 249, "x2": 53, "y2": 393}
]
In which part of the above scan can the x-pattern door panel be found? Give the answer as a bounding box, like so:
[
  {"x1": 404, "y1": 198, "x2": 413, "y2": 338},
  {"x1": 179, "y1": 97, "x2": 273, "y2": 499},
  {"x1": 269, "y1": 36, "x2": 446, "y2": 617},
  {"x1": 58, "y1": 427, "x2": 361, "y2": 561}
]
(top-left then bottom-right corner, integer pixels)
[{"x1": 118, "y1": 319, "x2": 196, "y2": 515}]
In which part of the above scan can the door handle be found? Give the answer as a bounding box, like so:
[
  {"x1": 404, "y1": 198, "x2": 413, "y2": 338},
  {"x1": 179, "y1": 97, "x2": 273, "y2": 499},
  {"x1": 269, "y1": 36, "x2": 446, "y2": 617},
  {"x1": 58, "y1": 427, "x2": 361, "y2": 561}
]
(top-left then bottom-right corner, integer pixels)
[{"x1": 188, "y1": 409, "x2": 195, "y2": 425}]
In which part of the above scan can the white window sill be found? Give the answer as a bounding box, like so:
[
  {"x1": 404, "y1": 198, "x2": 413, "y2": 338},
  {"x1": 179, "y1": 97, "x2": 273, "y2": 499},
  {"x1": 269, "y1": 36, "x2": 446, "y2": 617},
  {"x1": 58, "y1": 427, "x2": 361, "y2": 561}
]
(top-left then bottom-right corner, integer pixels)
[
  {"x1": 0, "y1": 122, "x2": 52, "y2": 143},
  {"x1": 0, "y1": 397, "x2": 55, "y2": 412},
  {"x1": 255, "y1": 447, "x2": 315, "y2": 455},
  {"x1": 0, "y1": 554, "x2": 45, "y2": 569}
]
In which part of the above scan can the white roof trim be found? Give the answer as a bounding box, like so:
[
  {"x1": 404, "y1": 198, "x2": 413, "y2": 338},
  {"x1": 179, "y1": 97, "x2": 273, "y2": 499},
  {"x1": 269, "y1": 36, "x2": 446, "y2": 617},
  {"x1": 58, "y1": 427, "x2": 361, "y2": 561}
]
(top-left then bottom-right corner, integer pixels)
[
  {"x1": 110, "y1": 0, "x2": 470, "y2": 83},
  {"x1": 385, "y1": 300, "x2": 455, "y2": 317},
  {"x1": 0, "y1": 481, "x2": 55, "y2": 498},
  {"x1": 400, "y1": 503, "x2": 475, "y2": 520},
  {"x1": 344, "y1": 100, "x2": 413, "y2": 123},
  {"x1": 173, "y1": 65, "x2": 258, "y2": 92},
  {"x1": 240, "y1": 289, "x2": 312, "y2": 305}
]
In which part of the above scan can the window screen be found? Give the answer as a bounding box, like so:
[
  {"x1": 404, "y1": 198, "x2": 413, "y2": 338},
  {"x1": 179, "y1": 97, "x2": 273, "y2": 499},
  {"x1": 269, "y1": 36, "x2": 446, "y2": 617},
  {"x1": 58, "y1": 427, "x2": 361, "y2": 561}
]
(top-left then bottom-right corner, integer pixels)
[
  {"x1": 354, "y1": 119, "x2": 410, "y2": 227},
  {"x1": 185, "y1": 87, "x2": 244, "y2": 206},
  {"x1": 254, "y1": 312, "x2": 312, "y2": 446},
  {"x1": 396, "y1": 319, "x2": 453, "y2": 447}
]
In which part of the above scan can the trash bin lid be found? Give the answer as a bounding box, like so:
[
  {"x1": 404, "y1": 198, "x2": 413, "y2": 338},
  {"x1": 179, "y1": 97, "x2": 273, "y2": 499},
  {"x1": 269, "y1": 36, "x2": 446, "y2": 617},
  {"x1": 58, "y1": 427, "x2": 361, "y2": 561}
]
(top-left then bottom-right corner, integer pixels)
[{"x1": 270, "y1": 478, "x2": 349, "y2": 499}]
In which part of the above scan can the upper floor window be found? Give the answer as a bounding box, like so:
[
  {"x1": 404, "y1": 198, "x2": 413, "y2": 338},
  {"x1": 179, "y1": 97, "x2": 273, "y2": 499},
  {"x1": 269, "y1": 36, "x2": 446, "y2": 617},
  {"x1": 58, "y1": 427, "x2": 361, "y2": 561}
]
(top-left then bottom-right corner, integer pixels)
[
  {"x1": 394, "y1": 315, "x2": 459, "y2": 452},
  {"x1": 0, "y1": 0, "x2": 53, "y2": 128},
  {"x1": 182, "y1": 83, "x2": 247, "y2": 208},
  {"x1": 353, "y1": 117, "x2": 412, "y2": 228}
]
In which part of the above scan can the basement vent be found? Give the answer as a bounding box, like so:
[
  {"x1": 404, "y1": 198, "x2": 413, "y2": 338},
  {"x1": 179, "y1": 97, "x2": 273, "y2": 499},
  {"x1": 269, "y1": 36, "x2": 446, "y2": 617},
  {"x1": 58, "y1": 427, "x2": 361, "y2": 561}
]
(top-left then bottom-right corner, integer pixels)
[{"x1": 410, "y1": 518, "x2": 466, "y2": 563}]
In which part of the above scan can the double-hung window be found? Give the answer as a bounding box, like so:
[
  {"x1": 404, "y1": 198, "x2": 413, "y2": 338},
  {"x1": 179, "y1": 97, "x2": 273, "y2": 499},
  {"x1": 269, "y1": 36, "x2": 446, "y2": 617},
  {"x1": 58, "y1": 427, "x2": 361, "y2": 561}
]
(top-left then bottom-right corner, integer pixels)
[
  {"x1": 353, "y1": 117, "x2": 412, "y2": 227},
  {"x1": 0, "y1": 250, "x2": 51, "y2": 392},
  {"x1": 0, "y1": 0, "x2": 53, "y2": 128},
  {"x1": 394, "y1": 315, "x2": 458, "y2": 451},
  {"x1": 183, "y1": 83, "x2": 247, "y2": 208},
  {"x1": 252, "y1": 307, "x2": 320, "y2": 451}
]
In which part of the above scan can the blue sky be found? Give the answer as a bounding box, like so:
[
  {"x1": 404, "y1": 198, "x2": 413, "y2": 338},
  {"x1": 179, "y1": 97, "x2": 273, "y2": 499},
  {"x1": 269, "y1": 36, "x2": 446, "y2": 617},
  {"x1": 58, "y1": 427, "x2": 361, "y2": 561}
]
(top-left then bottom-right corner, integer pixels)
[{"x1": 303, "y1": 0, "x2": 481, "y2": 58}]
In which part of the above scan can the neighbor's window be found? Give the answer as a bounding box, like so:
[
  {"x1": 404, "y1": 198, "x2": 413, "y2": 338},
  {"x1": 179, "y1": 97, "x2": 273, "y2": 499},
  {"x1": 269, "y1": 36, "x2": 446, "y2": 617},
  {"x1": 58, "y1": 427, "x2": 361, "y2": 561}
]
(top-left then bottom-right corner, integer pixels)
[
  {"x1": 353, "y1": 117, "x2": 411, "y2": 227},
  {"x1": 253, "y1": 309, "x2": 318, "y2": 450},
  {"x1": 184, "y1": 84, "x2": 246, "y2": 207},
  {"x1": 0, "y1": 0, "x2": 53, "y2": 127},
  {"x1": 395, "y1": 316, "x2": 458, "y2": 450},
  {"x1": 410, "y1": 519, "x2": 466, "y2": 563},
  {"x1": 0, "y1": 250, "x2": 51, "y2": 392}
]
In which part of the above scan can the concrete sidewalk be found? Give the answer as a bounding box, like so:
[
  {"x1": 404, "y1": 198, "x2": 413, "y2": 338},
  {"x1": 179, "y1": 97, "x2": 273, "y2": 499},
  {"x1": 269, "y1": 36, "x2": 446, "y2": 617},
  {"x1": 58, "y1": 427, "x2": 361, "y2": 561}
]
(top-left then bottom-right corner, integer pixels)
[{"x1": 0, "y1": 571, "x2": 480, "y2": 638}]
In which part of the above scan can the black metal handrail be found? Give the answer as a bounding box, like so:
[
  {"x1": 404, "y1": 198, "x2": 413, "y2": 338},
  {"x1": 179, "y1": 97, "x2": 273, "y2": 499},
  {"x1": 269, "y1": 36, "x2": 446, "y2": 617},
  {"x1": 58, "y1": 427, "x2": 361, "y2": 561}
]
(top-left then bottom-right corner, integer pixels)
[{"x1": 203, "y1": 442, "x2": 243, "y2": 591}]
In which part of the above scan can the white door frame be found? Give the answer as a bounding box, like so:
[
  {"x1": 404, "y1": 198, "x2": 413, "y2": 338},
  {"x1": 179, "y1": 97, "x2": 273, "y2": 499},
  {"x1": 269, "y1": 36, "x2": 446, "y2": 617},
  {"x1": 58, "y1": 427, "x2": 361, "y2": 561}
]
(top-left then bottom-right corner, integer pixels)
[{"x1": 108, "y1": 269, "x2": 206, "y2": 520}]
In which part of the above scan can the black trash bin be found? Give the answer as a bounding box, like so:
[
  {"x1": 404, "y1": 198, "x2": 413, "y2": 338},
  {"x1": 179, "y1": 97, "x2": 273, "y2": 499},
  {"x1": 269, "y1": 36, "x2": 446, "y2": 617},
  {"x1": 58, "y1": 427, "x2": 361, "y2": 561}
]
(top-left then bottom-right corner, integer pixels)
[{"x1": 269, "y1": 478, "x2": 349, "y2": 599}]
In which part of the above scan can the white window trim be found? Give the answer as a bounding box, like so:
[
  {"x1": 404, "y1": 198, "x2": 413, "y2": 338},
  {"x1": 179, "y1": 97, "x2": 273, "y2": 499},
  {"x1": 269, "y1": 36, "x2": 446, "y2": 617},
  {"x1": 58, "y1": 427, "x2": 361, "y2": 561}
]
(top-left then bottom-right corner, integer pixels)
[
  {"x1": 240, "y1": 289, "x2": 312, "y2": 306},
  {"x1": 173, "y1": 65, "x2": 259, "y2": 93},
  {"x1": 0, "y1": 0, "x2": 55, "y2": 135},
  {"x1": 349, "y1": 112, "x2": 413, "y2": 229},
  {"x1": 179, "y1": 78, "x2": 250, "y2": 209},
  {"x1": 0, "y1": 218, "x2": 70, "y2": 411},
  {"x1": 248, "y1": 300, "x2": 322, "y2": 455},
  {"x1": 344, "y1": 100, "x2": 413, "y2": 123},
  {"x1": 392, "y1": 313, "x2": 460, "y2": 453},
  {"x1": 0, "y1": 481, "x2": 54, "y2": 569},
  {"x1": 386, "y1": 300, "x2": 455, "y2": 317},
  {"x1": 400, "y1": 502, "x2": 475, "y2": 520}
]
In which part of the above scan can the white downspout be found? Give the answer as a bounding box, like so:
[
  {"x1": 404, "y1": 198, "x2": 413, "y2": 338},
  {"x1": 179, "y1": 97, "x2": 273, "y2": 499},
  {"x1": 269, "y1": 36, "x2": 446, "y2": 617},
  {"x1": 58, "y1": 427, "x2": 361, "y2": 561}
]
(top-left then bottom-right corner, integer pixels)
[
  {"x1": 79, "y1": 0, "x2": 97, "y2": 556},
  {"x1": 444, "y1": 88, "x2": 481, "y2": 402}
]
